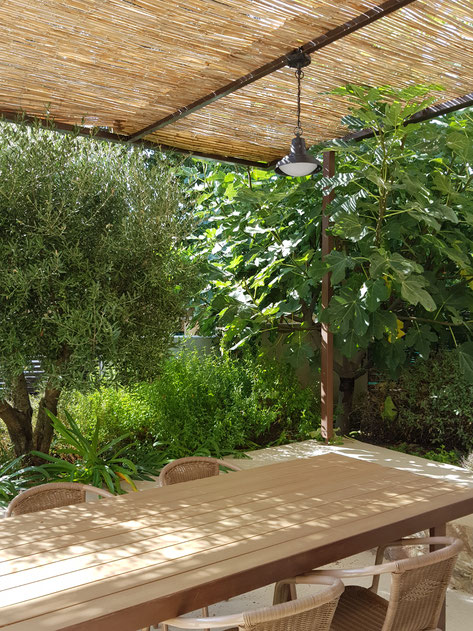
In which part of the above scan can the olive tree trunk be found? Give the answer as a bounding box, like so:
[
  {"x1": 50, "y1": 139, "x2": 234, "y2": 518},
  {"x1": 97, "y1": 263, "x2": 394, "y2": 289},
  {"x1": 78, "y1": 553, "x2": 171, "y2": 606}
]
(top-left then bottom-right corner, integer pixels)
[
  {"x1": 33, "y1": 384, "x2": 61, "y2": 455},
  {"x1": 0, "y1": 373, "x2": 60, "y2": 458}
]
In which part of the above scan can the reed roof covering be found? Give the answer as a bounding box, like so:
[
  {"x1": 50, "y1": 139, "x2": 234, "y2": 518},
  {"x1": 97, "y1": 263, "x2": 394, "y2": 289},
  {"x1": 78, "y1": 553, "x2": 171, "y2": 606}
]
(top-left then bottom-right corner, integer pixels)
[{"x1": 1, "y1": 0, "x2": 473, "y2": 166}]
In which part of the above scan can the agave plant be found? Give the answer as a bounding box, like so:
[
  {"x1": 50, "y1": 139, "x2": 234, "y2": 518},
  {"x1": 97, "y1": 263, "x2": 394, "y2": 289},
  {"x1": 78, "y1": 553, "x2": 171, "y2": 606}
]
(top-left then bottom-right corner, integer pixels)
[
  {"x1": 31, "y1": 410, "x2": 139, "y2": 494},
  {"x1": 0, "y1": 456, "x2": 47, "y2": 507}
]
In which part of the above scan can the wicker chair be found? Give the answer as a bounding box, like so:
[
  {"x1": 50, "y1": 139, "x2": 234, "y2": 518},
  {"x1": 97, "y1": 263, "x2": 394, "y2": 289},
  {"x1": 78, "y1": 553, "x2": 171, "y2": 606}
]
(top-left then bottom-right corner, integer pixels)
[
  {"x1": 5, "y1": 481, "x2": 115, "y2": 517},
  {"x1": 158, "y1": 456, "x2": 241, "y2": 486},
  {"x1": 281, "y1": 536, "x2": 462, "y2": 631},
  {"x1": 162, "y1": 575, "x2": 344, "y2": 631}
]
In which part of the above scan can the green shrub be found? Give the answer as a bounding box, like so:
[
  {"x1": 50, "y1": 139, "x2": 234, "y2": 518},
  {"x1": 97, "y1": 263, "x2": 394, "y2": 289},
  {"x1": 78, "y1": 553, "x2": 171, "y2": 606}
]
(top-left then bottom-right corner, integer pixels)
[
  {"x1": 352, "y1": 351, "x2": 473, "y2": 454},
  {"x1": 61, "y1": 351, "x2": 320, "y2": 458},
  {"x1": 0, "y1": 414, "x2": 169, "y2": 505},
  {"x1": 61, "y1": 386, "x2": 156, "y2": 445}
]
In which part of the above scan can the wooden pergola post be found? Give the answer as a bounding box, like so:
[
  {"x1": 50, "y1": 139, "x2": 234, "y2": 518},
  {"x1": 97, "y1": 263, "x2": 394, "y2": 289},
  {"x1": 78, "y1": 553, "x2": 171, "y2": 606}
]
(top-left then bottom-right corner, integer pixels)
[{"x1": 320, "y1": 150, "x2": 335, "y2": 441}]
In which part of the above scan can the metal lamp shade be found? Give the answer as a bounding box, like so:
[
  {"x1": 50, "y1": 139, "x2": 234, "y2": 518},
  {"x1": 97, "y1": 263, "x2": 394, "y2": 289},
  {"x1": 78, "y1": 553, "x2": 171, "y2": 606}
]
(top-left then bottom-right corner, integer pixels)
[{"x1": 275, "y1": 136, "x2": 322, "y2": 177}]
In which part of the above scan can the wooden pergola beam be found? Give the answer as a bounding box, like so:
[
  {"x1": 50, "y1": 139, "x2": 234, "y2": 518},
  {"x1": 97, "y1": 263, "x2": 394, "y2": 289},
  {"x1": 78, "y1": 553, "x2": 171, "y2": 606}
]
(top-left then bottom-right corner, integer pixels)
[
  {"x1": 2, "y1": 87, "x2": 472, "y2": 173},
  {"x1": 0, "y1": 109, "x2": 268, "y2": 168},
  {"x1": 127, "y1": 0, "x2": 419, "y2": 143},
  {"x1": 320, "y1": 151, "x2": 336, "y2": 441},
  {"x1": 341, "y1": 91, "x2": 473, "y2": 143},
  {"x1": 3, "y1": 87, "x2": 473, "y2": 170}
]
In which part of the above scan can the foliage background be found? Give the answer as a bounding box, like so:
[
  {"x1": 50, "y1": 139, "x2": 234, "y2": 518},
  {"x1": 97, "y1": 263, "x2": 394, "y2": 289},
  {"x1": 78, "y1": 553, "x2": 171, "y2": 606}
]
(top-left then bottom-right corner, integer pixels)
[
  {"x1": 0, "y1": 121, "x2": 198, "y2": 388},
  {"x1": 352, "y1": 351, "x2": 473, "y2": 457},
  {"x1": 60, "y1": 350, "x2": 320, "y2": 458},
  {"x1": 185, "y1": 87, "x2": 473, "y2": 433},
  {"x1": 2, "y1": 87, "x2": 473, "y2": 486}
]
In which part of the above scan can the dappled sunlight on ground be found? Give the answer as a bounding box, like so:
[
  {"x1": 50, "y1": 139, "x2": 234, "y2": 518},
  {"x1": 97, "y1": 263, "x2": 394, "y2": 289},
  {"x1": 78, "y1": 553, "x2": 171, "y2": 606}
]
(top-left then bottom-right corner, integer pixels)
[{"x1": 226, "y1": 437, "x2": 473, "y2": 487}]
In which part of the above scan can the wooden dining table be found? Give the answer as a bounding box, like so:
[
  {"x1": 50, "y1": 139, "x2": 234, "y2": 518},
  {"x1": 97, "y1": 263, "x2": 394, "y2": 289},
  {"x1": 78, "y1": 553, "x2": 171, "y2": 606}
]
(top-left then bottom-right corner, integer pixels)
[{"x1": 1, "y1": 453, "x2": 473, "y2": 631}]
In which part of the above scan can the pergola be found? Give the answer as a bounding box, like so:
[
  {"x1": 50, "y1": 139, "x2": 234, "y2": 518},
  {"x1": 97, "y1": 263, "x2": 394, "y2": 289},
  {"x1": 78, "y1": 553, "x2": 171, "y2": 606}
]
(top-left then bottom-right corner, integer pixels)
[{"x1": 2, "y1": 0, "x2": 473, "y2": 436}]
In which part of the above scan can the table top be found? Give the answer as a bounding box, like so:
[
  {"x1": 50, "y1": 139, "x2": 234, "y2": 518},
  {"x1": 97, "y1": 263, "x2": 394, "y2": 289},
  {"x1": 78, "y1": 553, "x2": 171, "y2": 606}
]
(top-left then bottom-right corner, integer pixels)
[{"x1": 1, "y1": 453, "x2": 473, "y2": 631}]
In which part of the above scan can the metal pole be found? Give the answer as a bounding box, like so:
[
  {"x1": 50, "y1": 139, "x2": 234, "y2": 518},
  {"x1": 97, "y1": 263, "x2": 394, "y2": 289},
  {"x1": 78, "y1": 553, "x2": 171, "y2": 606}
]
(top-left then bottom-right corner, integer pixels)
[{"x1": 320, "y1": 150, "x2": 335, "y2": 441}]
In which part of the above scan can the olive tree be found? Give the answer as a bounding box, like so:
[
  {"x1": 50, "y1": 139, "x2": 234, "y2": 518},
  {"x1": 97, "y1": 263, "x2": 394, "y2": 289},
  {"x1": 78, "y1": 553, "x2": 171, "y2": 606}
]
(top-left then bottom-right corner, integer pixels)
[{"x1": 0, "y1": 121, "x2": 198, "y2": 456}]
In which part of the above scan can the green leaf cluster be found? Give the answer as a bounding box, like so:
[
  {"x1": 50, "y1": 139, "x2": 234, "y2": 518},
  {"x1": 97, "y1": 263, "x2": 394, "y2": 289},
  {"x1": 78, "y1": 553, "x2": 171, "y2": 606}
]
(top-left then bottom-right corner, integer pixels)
[
  {"x1": 353, "y1": 351, "x2": 473, "y2": 454},
  {"x1": 0, "y1": 456, "x2": 46, "y2": 507},
  {"x1": 187, "y1": 85, "x2": 473, "y2": 380},
  {"x1": 0, "y1": 120, "x2": 199, "y2": 390},
  {"x1": 323, "y1": 85, "x2": 473, "y2": 374},
  {"x1": 184, "y1": 162, "x2": 324, "y2": 358}
]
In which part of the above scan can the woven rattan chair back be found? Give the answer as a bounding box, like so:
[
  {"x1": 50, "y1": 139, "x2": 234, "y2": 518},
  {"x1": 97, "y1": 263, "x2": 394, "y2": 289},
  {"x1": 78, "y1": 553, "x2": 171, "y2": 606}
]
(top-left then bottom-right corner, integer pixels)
[
  {"x1": 158, "y1": 456, "x2": 241, "y2": 486},
  {"x1": 241, "y1": 591, "x2": 340, "y2": 631},
  {"x1": 5, "y1": 482, "x2": 115, "y2": 517},
  {"x1": 381, "y1": 537, "x2": 462, "y2": 631},
  {"x1": 163, "y1": 576, "x2": 344, "y2": 631},
  {"x1": 310, "y1": 536, "x2": 462, "y2": 631}
]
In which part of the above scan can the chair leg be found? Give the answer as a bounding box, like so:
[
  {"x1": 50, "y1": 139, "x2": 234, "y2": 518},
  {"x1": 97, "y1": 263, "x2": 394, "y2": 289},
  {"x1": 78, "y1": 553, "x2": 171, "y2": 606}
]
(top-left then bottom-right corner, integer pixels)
[
  {"x1": 202, "y1": 606, "x2": 209, "y2": 631},
  {"x1": 430, "y1": 523, "x2": 447, "y2": 631}
]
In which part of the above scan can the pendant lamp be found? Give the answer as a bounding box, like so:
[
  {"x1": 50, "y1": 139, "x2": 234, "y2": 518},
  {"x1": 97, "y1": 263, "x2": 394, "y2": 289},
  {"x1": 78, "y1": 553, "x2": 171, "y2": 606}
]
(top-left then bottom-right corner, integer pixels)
[{"x1": 275, "y1": 51, "x2": 321, "y2": 177}]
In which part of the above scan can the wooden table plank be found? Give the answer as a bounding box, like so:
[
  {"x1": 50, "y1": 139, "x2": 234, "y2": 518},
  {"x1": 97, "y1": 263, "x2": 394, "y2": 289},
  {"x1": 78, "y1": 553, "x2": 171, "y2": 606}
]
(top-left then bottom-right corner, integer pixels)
[
  {"x1": 0, "y1": 457, "x2": 441, "y2": 547},
  {"x1": 1, "y1": 457, "x2": 364, "y2": 543},
  {"x1": 1, "y1": 454, "x2": 472, "y2": 631},
  {"x1": 0, "y1": 477, "x2": 447, "y2": 593},
  {"x1": 1, "y1": 465, "x2": 424, "y2": 564},
  {"x1": 0, "y1": 483, "x2": 461, "y2": 609}
]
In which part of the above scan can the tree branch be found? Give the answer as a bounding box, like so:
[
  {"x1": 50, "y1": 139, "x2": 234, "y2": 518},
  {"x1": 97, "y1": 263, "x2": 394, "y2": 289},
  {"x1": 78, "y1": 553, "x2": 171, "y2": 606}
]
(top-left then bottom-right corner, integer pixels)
[
  {"x1": 277, "y1": 323, "x2": 320, "y2": 332},
  {"x1": 398, "y1": 315, "x2": 472, "y2": 327}
]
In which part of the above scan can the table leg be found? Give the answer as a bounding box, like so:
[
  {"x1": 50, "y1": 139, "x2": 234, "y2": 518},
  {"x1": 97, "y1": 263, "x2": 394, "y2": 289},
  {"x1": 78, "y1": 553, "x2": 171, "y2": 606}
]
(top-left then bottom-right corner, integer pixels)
[{"x1": 430, "y1": 523, "x2": 447, "y2": 630}]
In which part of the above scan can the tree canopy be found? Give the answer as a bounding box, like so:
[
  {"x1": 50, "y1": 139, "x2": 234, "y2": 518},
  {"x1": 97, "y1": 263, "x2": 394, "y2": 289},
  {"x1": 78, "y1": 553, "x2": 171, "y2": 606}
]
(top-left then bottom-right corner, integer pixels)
[
  {"x1": 0, "y1": 121, "x2": 198, "y2": 456},
  {"x1": 188, "y1": 85, "x2": 473, "y2": 431}
]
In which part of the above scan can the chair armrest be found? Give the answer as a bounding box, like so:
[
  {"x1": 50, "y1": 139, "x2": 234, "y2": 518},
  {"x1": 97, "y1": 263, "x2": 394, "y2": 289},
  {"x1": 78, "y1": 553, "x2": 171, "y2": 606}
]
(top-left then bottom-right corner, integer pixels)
[
  {"x1": 305, "y1": 561, "x2": 399, "y2": 580},
  {"x1": 307, "y1": 537, "x2": 456, "y2": 593},
  {"x1": 273, "y1": 573, "x2": 345, "y2": 603},
  {"x1": 276, "y1": 574, "x2": 349, "y2": 586},
  {"x1": 371, "y1": 537, "x2": 455, "y2": 592},
  {"x1": 370, "y1": 537, "x2": 429, "y2": 592},
  {"x1": 163, "y1": 613, "x2": 244, "y2": 629}
]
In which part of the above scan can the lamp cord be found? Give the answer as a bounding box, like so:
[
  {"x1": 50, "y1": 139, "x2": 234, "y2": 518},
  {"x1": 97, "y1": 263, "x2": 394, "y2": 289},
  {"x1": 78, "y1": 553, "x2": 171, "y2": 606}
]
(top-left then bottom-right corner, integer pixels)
[{"x1": 295, "y1": 67, "x2": 304, "y2": 136}]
